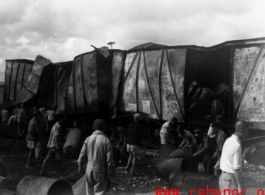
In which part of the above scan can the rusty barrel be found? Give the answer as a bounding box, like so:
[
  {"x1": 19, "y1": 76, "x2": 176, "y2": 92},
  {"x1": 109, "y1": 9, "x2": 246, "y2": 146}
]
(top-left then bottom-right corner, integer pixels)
[
  {"x1": 156, "y1": 158, "x2": 184, "y2": 181},
  {"x1": 72, "y1": 175, "x2": 86, "y2": 195},
  {"x1": 64, "y1": 166, "x2": 84, "y2": 183},
  {"x1": 16, "y1": 175, "x2": 73, "y2": 195},
  {"x1": 63, "y1": 128, "x2": 82, "y2": 159},
  {"x1": 169, "y1": 172, "x2": 218, "y2": 190}
]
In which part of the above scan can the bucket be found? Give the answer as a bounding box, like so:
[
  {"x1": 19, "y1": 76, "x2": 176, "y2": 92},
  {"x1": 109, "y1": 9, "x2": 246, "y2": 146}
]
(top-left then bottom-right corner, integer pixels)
[
  {"x1": 63, "y1": 128, "x2": 82, "y2": 159},
  {"x1": 16, "y1": 175, "x2": 73, "y2": 195}
]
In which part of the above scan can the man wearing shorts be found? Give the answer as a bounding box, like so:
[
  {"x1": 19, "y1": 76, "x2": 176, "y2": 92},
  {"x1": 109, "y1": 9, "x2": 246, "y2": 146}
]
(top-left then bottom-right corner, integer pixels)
[
  {"x1": 40, "y1": 113, "x2": 64, "y2": 175},
  {"x1": 26, "y1": 110, "x2": 41, "y2": 169},
  {"x1": 17, "y1": 104, "x2": 27, "y2": 140},
  {"x1": 124, "y1": 113, "x2": 146, "y2": 175}
]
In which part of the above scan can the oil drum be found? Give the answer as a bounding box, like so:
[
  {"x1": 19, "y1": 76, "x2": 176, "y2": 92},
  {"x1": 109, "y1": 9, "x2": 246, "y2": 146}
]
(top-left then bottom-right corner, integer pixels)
[
  {"x1": 63, "y1": 128, "x2": 82, "y2": 159},
  {"x1": 16, "y1": 175, "x2": 73, "y2": 195}
]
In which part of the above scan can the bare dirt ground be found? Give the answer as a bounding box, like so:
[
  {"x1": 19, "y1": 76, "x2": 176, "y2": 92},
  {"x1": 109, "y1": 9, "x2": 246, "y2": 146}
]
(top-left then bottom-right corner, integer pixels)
[{"x1": 1, "y1": 138, "x2": 265, "y2": 195}]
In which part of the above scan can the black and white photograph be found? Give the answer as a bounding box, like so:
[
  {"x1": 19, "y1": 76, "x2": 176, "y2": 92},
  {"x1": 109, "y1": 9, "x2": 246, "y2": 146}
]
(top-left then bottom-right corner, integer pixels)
[{"x1": 0, "y1": 0, "x2": 265, "y2": 194}]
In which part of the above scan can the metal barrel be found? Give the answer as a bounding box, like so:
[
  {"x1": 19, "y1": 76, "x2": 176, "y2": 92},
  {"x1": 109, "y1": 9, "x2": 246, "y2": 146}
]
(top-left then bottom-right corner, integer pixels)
[
  {"x1": 159, "y1": 145, "x2": 179, "y2": 159},
  {"x1": 183, "y1": 178, "x2": 219, "y2": 191},
  {"x1": 155, "y1": 158, "x2": 184, "y2": 181},
  {"x1": 63, "y1": 128, "x2": 82, "y2": 159},
  {"x1": 16, "y1": 175, "x2": 73, "y2": 195},
  {"x1": 72, "y1": 175, "x2": 86, "y2": 195},
  {"x1": 169, "y1": 172, "x2": 217, "y2": 190},
  {"x1": 64, "y1": 167, "x2": 83, "y2": 183}
]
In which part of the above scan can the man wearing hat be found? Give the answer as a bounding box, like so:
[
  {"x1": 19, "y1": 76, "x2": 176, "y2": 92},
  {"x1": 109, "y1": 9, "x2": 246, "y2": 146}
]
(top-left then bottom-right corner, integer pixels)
[
  {"x1": 77, "y1": 119, "x2": 115, "y2": 195},
  {"x1": 124, "y1": 113, "x2": 146, "y2": 175},
  {"x1": 159, "y1": 117, "x2": 178, "y2": 145}
]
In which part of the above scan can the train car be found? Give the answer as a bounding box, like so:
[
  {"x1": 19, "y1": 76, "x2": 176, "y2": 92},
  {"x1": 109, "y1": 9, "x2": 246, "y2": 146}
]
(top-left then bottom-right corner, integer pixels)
[
  {"x1": 117, "y1": 37, "x2": 265, "y2": 134},
  {"x1": 4, "y1": 59, "x2": 34, "y2": 103},
  {"x1": 65, "y1": 49, "x2": 125, "y2": 117},
  {"x1": 37, "y1": 61, "x2": 73, "y2": 111}
]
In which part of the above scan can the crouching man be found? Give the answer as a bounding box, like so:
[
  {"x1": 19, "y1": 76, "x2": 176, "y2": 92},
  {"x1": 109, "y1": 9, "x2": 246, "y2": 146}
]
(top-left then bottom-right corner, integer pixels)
[{"x1": 78, "y1": 119, "x2": 115, "y2": 195}]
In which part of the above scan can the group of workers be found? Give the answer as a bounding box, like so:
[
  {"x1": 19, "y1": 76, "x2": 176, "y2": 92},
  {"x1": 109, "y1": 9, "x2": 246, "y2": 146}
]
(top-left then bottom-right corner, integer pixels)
[
  {"x1": 0, "y1": 104, "x2": 63, "y2": 175},
  {"x1": 160, "y1": 115, "x2": 249, "y2": 193},
  {"x1": 0, "y1": 104, "x2": 249, "y2": 194}
]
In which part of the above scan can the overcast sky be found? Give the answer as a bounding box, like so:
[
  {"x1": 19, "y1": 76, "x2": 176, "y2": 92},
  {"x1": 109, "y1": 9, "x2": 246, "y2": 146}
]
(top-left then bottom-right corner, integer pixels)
[{"x1": 0, "y1": 0, "x2": 265, "y2": 73}]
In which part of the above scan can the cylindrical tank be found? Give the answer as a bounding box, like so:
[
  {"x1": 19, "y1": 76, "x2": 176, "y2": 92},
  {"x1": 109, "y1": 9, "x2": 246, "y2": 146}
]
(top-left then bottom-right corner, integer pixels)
[
  {"x1": 159, "y1": 145, "x2": 179, "y2": 159},
  {"x1": 63, "y1": 128, "x2": 82, "y2": 159},
  {"x1": 169, "y1": 172, "x2": 218, "y2": 190},
  {"x1": 64, "y1": 167, "x2": 83, "y2": 183},
  {"x1": 16, "y1": 175, "x2": 73, "y2": 195},
  {"x1": 72, "y1": 175, "x2": 86, "y2": 195},
  {"x1": 155, "y1": 158, "x2": 184, "y2": 181}
]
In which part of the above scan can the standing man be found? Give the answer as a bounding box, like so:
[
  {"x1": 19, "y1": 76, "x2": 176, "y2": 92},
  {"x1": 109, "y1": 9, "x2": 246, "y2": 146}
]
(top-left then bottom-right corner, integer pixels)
[
  {"x1": 17, "y1": 104, "x2": 27, "y2": 140},
  {"x1": 124, "y1": 113, "x2": 146, "y2": 175},
  {"x1": 219, "y1": 121, "x2": 249, "y2": 194},
  {"x1": 40, "y1": 113, "x2": 65, "y2": 175},
  {"x1": 1, "y1": 106, "x2": 9, "y2": 125},
  {"x1": 77, "y1": 119, "x2": 115, "y2": 195},
  {"x1": 159, "y1": 117, "x2": 178, "y2": 145},
  {"x1": 46, "y1": 106, "x2": 57, "y2": 137},
  {"x1": 208, "y1": 121, "x2": 227, "y2": 177},
  {"x1": 35, "y1": 108, "x2": 47, "y2": 162},
  {"x1": 26, "y1": 110, "x2": 41, "y2": 168}
]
